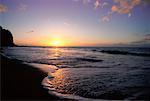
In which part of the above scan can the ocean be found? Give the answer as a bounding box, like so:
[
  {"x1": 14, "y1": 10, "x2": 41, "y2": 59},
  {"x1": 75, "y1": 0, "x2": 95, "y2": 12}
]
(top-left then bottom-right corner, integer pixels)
[{"x1": 2, "y1": 47, "x2": 150, "y2": 100}]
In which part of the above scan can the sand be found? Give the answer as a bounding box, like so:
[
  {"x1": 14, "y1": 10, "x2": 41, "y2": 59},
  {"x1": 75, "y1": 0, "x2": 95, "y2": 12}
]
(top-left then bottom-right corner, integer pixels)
[{"x1": 1, "y1": 54, "x2": 61, "y2": 100}]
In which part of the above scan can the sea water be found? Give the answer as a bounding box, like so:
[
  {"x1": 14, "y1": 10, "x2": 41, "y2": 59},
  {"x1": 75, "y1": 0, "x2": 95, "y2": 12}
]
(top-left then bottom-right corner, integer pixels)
[{"x1": 2, "y1": 47, "x2": 150, "y2": 100}]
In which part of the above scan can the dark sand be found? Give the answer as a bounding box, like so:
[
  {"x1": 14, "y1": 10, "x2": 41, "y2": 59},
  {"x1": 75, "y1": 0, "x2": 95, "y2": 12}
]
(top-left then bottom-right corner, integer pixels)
[{"x1": 1, "y1": 54, "x2": 62, "y2": 100}]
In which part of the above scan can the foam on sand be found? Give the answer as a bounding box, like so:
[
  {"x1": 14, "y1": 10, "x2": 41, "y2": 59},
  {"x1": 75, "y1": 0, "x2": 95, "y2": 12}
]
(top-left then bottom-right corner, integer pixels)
[
  {"x1": 42, "y1": 76, "x2": 105, "y2": 101},
  {"x1": 28, "y1": 63, "x2": 58, "y2": 73}
]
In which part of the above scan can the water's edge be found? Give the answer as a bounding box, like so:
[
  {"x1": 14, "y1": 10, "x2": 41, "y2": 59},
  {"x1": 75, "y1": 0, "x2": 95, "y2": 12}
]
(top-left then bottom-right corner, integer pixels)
[{"x1": 26, "y1": 62, "x2": 100, "y2": 100}]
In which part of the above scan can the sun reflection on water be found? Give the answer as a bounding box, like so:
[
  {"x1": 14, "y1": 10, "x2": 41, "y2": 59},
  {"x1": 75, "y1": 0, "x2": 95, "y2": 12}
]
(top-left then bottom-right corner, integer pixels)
[
  {"x1": 48, "y1": 48, "x2": 62, "y2": 59},
  {"x1": 53, "y1": 48, "x2": 60, "y2": 58},
  {"x1": 50, "y1": 69, "x2": 68, "y2": 92},
  {"x1": 42, "y1": 68, "x2": 74, "y2": 94}
]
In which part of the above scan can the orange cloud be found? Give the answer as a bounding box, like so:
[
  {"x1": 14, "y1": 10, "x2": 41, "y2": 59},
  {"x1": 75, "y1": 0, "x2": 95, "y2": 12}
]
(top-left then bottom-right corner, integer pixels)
[
  {"x1": 73, "y1": 0, "x2": 147, "y2": 22},
  {"x1": 111, "y1": 0, "x2": 141, "y2": 14},
  {"x1": 111, "y1": 5, "x2": 119, "y2": 12},
  {"x1": 0, "y1": 4, "x2": 8, "y2": 13}
]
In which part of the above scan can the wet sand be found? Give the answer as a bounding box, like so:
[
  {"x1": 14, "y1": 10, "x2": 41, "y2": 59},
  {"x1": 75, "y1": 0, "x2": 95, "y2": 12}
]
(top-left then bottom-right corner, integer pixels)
[{"x1": 1, "y1": 54, "x2": 61, "y2": 100}]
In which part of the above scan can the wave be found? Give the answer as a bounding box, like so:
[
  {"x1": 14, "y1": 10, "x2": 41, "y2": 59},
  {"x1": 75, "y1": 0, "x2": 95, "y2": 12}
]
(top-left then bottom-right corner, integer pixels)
[
  {"x1": 100, "y1": 50, "x2": 150, "y2": 57},
  {"x1": 76, "y1": 58, "x2": 103, "y2": 62},
  {"x1": 42, "y1": 76, "x2": 105, "y2": 101}
]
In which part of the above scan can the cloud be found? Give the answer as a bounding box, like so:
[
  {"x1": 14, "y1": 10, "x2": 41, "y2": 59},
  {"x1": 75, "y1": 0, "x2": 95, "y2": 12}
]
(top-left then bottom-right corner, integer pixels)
[
  {"x1": 73, "y1": 0, "x2": 149, "y2": 22},
  {"x1": 64, "y1": 22, "x2": 71, "y2": 26},
  {"x1": 101, "y1": 2, "x2": 108, "y2": 8},
  {"x1": 83, "y1": 0, "x2": 91, "y2": 4},
  {"x1": 131, "y1": 34, "x2": 150, "y2": 44},
  {"x1": 73, "y1": 0, "x2": 91, "y2": 4},
  {"x1": 0, "y1": 4, "x2": 8, "y2": 13},
  {"x1": 102, "y1": 0, "x2": 143, "y2": 21},
  {"x1": 128, "y1": 13, "x2": 131, "y2": 17},
  {"x1": 27, "y1": 30, "x2": 34, "y2": 33},
  {"x1": 94, "y1": 0, "x2": 108, "y2": 9},
  {"x1": 111, "y1": 0, "x2": 141, "y2": 14},
  {"x1": 18, "y1": 3, "x2": 28, "y2": 11},
  {"x1": 94, "y1": 0, "x2": 100, "y2": 9},
  {"x1": 144, "y1": 34, "x2": 150, "y2": 40},
  {"x1": 101, "y1": 16, "x2": 110, "y2": 22},
  {"x1": 101, "y1": 11, "x2": 113, "y2": 22}
]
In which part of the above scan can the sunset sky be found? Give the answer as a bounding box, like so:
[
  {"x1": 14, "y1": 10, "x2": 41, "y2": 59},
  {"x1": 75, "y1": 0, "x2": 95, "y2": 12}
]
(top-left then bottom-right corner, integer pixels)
[{"x1": 0, "y1": 0, "x2": 150, "y2": 46}]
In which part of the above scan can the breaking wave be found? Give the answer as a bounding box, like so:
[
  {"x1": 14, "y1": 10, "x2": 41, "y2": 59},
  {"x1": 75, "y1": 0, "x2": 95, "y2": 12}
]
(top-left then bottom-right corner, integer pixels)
[{"x1": 100, "y1": 50, "x2": 150, "y2": 57}]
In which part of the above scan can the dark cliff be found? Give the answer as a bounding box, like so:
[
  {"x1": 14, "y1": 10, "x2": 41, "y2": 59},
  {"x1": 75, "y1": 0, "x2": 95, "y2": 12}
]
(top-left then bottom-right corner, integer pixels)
[{"x1": 0, "y1": 26, "x2": 15, "y2": 47}]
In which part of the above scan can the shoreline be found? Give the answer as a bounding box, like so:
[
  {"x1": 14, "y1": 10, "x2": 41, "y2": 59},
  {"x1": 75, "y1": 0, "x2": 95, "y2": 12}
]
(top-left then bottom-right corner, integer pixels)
[
  {"x1": 1, "y1": 54, "x2": 62, "y2": 100},
  {"x1": 1, "y1": 46, "x2": 150, "y2": 100},
  {"x1": 0, "y1": 54, "x2": 98, "y2": 101}
]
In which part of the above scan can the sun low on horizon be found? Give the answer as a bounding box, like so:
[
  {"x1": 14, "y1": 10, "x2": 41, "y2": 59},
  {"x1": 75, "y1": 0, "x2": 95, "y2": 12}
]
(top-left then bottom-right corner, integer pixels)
[
  {"x1": 38, "y1": 37, "x2": 67, "y2": 47},
  {"x1": 50, "y1": 40, "x2": 64, "y2": 47},
  {"x1": 0, "y1": 0, "x2": 150, "y2": 47}
]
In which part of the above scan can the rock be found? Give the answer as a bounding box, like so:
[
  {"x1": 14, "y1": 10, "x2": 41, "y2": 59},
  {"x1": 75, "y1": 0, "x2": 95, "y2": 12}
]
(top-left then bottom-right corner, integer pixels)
[{"x1": 0, "y1": 26, "x2": 15, "y2": 46}]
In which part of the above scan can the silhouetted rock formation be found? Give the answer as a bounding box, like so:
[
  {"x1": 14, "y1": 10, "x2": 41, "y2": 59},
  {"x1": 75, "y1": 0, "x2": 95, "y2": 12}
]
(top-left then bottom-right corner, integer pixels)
[{"x1": 0, "y1": 26, "x2": 15, "y2": 47}]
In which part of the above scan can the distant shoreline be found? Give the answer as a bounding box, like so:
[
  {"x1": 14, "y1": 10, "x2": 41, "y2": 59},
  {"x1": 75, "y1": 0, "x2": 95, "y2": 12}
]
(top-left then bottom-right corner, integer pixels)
[{"x1": 2, "y1": 45, "x2": 150, "y2": 49}]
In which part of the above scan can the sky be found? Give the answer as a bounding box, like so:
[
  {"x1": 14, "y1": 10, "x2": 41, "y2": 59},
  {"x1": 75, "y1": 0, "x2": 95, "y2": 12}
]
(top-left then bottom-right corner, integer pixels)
[{"x1": 0, "y1": 0, "x2": 150, "y2": 47}]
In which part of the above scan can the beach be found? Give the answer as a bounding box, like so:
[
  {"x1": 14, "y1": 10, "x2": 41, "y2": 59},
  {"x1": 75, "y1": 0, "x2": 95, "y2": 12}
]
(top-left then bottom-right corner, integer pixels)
[
  {"x1": 1, "y1": 47, "x2": 150, "y2": 100},
  {"x1": 1, "y1": 0, "x2": 150, "y2": 100},
  {"x1": 1, "y1": 54, "x2": 61, "y2": 100}
]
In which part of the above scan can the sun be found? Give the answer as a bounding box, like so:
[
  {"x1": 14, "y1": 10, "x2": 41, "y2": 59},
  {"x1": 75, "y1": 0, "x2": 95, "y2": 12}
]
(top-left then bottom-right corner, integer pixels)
[{"x1": 51, "y1": 40, "x2": 62, "y2": 47}]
